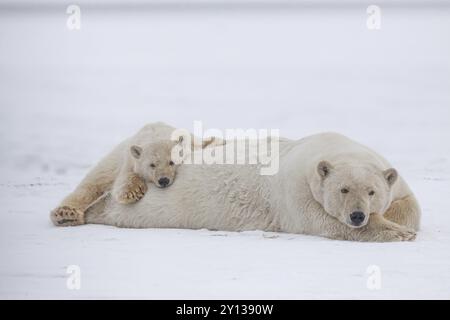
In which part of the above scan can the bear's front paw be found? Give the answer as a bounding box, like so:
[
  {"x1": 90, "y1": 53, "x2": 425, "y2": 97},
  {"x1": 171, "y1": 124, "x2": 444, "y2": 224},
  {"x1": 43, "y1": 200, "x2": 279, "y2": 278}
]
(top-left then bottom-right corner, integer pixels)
[
  {"x1": 116, "y1": 178, "x2": 148, "y2": 204},
  {"x1": 50, "y1": 206, "x2": 85, "y2": 226},
  {"x1": 375, "y1": 224, "x2": 416, "y2": 242}
]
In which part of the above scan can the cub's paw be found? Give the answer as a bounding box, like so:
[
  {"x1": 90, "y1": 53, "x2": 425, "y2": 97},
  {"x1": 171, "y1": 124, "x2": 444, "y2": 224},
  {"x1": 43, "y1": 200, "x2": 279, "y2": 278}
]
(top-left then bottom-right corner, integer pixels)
[
  {"x1": 116, "y1": 178, "x2": 148, "y2": 204},
  {"x1": 50, "y1": 206, "x2": 85, "y2": 226}
]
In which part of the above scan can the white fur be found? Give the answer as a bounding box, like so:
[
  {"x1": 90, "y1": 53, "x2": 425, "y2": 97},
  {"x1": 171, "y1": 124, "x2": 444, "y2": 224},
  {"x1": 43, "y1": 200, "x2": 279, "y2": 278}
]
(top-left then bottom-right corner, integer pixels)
[
  {"x1": 111, "y1": 140, "x2": 180, "y2": 204},
  {"x1": 50, "y1": 122, "x2": 223, "y2": 226},
  {"x1": 85, "y1": 130, "x2": 420, "y2": 242}
]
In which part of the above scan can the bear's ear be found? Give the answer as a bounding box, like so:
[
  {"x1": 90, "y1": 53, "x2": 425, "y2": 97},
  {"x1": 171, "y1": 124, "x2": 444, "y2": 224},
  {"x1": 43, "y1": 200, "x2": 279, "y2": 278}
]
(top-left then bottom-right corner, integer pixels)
[
  {"x1": 130, "y1": 145, "x2": 142, "y2": 159},
  {"x1": 317, "y1": 161, "x2": 333, "y2": 179},
  {"x1": 383, "y1": 168, "x2": 398, "y2": 187}
]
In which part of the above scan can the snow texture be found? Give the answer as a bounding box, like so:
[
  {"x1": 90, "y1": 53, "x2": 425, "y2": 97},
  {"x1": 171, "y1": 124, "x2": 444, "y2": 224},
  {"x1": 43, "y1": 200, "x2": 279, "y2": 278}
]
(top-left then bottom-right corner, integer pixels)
[{"x1": 0, "y1": 3, "x2": 449, "y2": 299}]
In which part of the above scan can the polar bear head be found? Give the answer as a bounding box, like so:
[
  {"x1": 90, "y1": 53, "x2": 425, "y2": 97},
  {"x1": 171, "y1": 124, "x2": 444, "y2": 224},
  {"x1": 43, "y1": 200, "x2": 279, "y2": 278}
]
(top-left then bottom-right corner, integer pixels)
[
  {"x1": 130, "y1": 138, "x2": 182, "y2": 188},
  {"x1": 312, "y1": 161, "x2": 398, "y2": 228}
]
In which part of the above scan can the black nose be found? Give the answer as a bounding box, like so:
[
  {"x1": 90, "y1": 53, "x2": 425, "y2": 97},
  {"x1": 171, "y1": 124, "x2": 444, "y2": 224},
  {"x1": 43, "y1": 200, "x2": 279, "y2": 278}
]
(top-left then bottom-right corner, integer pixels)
[
  {"x1": 158, "y1": 177, "x2": 170, "y2": 187},
  {"x1": 350, "y1": 211, "x2": 365, "y2": 225}
]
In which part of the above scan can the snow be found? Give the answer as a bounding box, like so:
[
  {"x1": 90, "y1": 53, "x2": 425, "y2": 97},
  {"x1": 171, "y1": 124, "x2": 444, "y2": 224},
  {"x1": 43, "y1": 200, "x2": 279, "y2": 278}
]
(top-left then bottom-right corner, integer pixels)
[{"x1": 0, "y1": 3, "x2": 450, "y2": 299}]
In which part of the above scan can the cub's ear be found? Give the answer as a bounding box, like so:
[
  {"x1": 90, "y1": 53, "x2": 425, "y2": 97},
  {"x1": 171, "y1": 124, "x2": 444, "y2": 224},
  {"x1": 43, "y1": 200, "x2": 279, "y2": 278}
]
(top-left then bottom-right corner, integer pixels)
[
  {"x1": 317, "y1": 161, "x2": 333, "y2": 178},
  {"x1": 130, "y1": 145, "x2": 142, "y2": 159},
  {"x1": 383, "y1": 168, "x2": 398, "y2": 187}
]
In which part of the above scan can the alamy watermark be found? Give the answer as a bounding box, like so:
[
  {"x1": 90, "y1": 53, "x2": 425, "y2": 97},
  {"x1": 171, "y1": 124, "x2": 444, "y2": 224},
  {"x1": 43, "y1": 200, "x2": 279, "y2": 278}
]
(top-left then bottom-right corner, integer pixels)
[
  {"x1": 170, "y1": 121, "x2": 280, "y2": 175},
  {"x1": 366, "y1": 5, "x2": 381, "y2": 30},
  {"x1": 366, "y1": 265, "x2": 382, "y2": 290},
  {"x1": 66, "y1": 265, "x2": 81, "y2": 290},
  {"x1": 66, "y1": 5, "x2": 81, "y2": 31}
]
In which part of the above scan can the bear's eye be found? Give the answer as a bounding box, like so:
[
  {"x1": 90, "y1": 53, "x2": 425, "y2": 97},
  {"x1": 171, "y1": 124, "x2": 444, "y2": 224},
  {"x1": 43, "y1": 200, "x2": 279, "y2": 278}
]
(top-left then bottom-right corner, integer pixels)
[
  {"x1": 341, "y1": 188, "x2": 349, "y2": 194},
  {"x1": 169, "y1": 161, "x2": 174, "y2": 166},
  {"x1": 369, "y1": 190, "x2": 375, "y2": 196},
  {"x1": 150, "y1": 163, "x2": 156, "y2": 168}
]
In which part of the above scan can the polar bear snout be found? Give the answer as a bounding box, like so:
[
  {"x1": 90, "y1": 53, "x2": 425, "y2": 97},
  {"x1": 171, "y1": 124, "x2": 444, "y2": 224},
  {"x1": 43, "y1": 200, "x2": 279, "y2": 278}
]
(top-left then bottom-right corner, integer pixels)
[
  {"x1": 350, "y1": 211, "x2": 366, "y2": 226},
  {"x1": 157, "y1": 177, "x2": 171, "y2": 188}
]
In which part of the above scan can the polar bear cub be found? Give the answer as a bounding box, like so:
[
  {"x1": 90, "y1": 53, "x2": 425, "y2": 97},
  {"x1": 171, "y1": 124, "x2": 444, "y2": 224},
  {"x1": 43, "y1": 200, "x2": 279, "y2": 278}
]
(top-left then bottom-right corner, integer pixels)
[{"x1": 112, "y1": 138, "x2": 182, "y2": 204}]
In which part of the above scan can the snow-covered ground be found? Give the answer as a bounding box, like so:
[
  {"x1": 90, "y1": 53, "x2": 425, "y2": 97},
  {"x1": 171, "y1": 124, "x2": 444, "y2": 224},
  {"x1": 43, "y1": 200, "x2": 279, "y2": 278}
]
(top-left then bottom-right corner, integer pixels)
[{"x1": 0, "y1": 2, "x2": 450, "y2": 299}]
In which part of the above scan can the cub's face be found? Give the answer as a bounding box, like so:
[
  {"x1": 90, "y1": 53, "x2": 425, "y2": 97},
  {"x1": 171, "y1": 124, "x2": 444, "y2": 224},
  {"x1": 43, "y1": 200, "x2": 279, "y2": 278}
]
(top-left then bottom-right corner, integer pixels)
[
  {"x1": 315, "y1": 161, "x2": 398, "y2": 228},
  {"x1": 130, "y1": 141, "x2": 180, "y2": 188}
]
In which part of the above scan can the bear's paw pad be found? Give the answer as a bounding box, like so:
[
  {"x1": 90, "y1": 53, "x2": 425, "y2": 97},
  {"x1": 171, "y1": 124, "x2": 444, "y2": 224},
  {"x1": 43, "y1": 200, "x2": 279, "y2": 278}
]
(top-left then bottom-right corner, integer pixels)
[
  {"x1": 117, "y1": 180, "x2": 148, "y2": 204},
  {"x1": 51, "y1": 206, "x2": 85, "y2": 226}
]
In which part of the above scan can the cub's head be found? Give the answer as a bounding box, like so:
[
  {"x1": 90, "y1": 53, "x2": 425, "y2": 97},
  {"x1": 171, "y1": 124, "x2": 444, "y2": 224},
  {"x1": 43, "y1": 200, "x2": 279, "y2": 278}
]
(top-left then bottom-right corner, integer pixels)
[
  {"x1": 313, "y1": 161, "x2": 398, "y2": 228},
  {"x1": 130, "y1": 138, "x2": 182, "y2": 188}
]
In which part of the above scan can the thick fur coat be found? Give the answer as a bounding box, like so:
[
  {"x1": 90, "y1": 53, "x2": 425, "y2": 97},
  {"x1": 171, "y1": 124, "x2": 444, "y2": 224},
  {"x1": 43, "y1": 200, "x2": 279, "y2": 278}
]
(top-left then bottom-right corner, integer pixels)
[{"x1": 73, "y1": 125, "x2": 420, "y2": 242}]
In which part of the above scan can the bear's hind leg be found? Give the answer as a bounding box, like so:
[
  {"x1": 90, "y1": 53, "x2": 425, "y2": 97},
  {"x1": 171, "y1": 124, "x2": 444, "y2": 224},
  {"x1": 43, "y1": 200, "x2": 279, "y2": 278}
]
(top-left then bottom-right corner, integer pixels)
[
  {"x1": 84, "y1": 193, "x2": 112, "y2": 225},
  {"x1": 383, "y1": 195, "x2": 421, "y2": 231},
  {"x1": 51, "y1": 168, "x2": 116, "y2": 226},
  {"x1": 50, "y1": 206, "x2": 85, "y2": 226}
]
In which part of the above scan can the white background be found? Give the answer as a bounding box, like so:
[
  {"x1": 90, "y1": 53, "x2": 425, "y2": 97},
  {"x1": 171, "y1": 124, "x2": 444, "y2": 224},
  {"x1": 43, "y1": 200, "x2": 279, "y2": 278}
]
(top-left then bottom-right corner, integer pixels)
[{"x1": 0, "y1": 1, "x2": 449, "y2": 298}]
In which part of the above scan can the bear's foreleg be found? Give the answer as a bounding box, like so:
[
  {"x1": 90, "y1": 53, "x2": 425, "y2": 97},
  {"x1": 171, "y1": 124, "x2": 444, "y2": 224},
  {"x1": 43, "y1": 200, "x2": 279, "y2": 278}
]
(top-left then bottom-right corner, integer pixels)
[
  {"x1": 350, "y1": 213, "x2": 417, "y2": 242},
  {"x1": 51, "y1": 178, "x2": 114, "y2": 226},
  {"x1": 306, "y1": 201, "x2": 417, "y2": 242},
  {"x1": 113, "y1": 173, "x2": 148, "y2": 204},
  {"x1": 51, "y1": 158, "x2": 119, "y2": 226}
]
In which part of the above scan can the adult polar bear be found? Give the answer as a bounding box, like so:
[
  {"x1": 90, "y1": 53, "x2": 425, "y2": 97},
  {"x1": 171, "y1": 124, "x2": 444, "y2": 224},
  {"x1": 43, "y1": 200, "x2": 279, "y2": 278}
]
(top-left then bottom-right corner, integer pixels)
[{"x1": 53, "y1": 122, "x2": 420, "y2": 242}]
